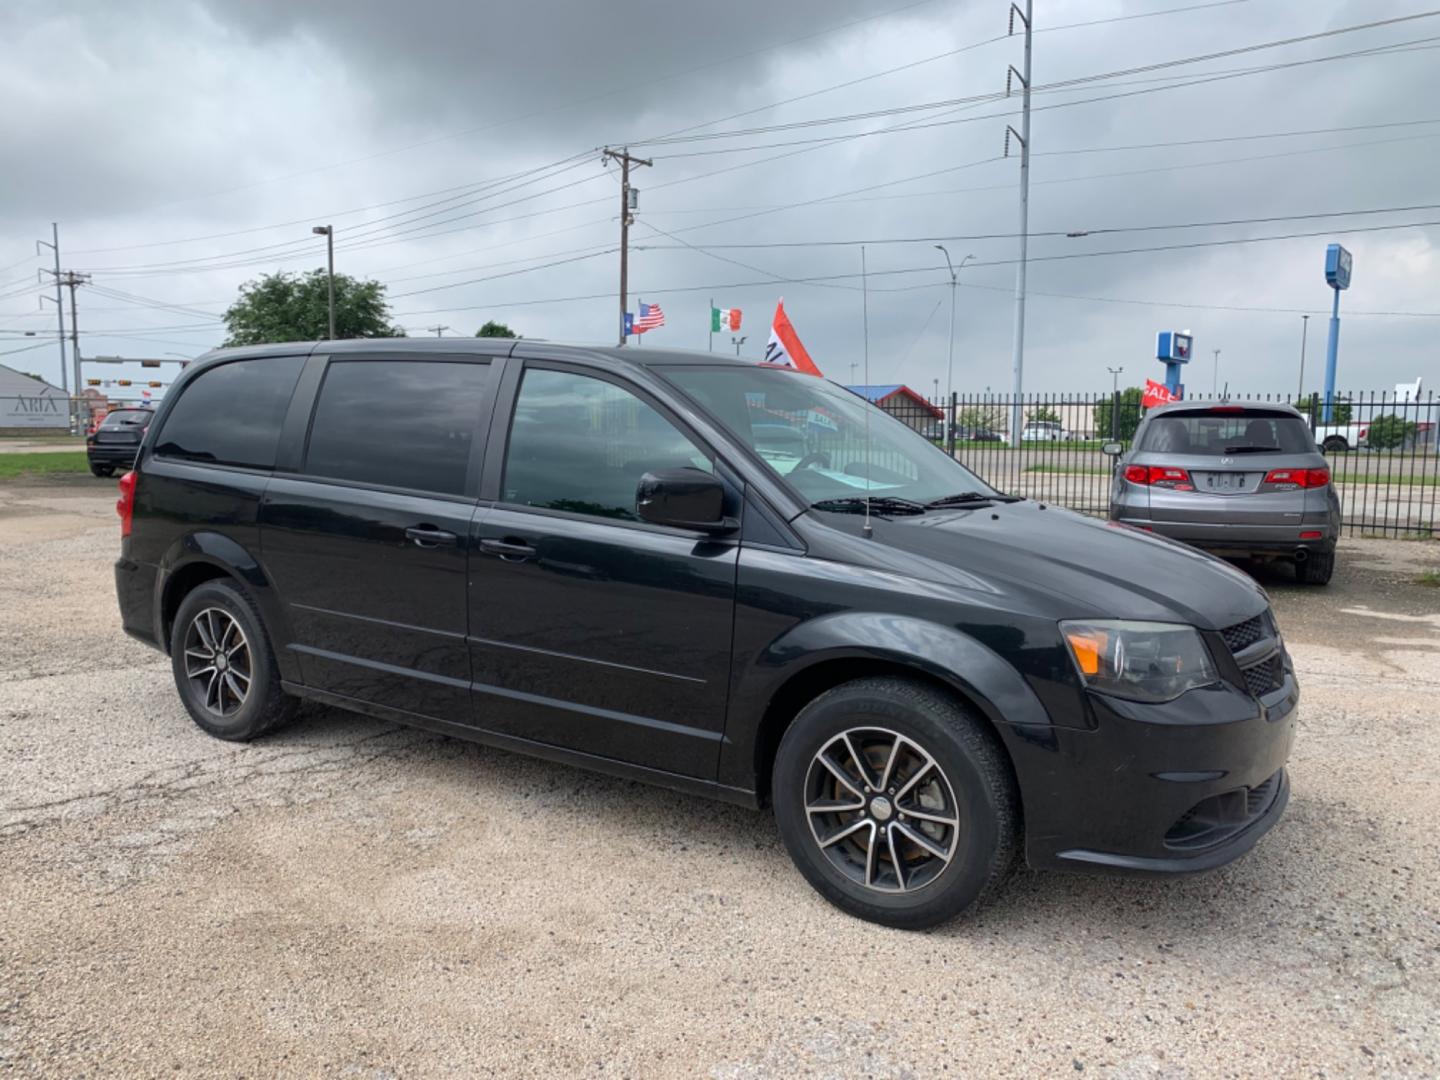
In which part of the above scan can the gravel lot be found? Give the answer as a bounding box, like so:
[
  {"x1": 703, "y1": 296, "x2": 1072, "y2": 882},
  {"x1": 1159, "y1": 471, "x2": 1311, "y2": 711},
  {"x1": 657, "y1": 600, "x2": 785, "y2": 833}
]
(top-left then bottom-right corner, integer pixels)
[{"x1": 2, "y1": 475, "x2": 1437, "y2": 1078}]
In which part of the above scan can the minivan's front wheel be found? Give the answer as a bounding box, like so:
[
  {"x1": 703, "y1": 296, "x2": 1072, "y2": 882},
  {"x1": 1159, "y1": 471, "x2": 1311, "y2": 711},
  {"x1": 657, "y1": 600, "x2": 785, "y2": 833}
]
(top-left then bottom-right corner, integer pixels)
[
  {"x1": 773, "y1": 677, "x2": 1018, "y2": 929},
  {"x1": 170, "y1": 579, "x2": 295, "y2": 741}
]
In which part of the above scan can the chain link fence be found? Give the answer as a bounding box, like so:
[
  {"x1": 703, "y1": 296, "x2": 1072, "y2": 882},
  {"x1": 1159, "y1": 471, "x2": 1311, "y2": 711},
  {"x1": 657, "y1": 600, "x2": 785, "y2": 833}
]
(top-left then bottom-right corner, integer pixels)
[{"x1": 878, "y1": 389, "x2": 1439, "y2": 538}]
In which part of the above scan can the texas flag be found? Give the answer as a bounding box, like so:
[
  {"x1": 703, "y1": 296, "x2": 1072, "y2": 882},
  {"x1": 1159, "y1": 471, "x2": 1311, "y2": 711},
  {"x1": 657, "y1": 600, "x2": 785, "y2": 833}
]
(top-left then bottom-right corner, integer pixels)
[{"x1": 762, "y1": 299, "x2": 822, "y2": 376}]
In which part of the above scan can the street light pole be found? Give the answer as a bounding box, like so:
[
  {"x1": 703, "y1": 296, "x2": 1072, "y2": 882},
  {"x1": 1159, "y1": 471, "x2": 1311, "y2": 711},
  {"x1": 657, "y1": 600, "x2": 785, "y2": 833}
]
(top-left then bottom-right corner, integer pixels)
[
  {"x1": 933, "y1": 246, "x2": 974, "y2": 443},
  {"x1": 1212, "y1": 348, "x2": 1221, "y2": 396},
  {"x1": 1297, "y1": 314, "x2": 1310, "y2": 400},
  {"x1": 312, "y1": 225, "x2": 335, "y2": 340},
  {"x1": 731, "y1": 335, "x2": 746, "y2": 357},
  {"x1": 1107, "y1": 366, "x2": 1123, "y2": 395}
]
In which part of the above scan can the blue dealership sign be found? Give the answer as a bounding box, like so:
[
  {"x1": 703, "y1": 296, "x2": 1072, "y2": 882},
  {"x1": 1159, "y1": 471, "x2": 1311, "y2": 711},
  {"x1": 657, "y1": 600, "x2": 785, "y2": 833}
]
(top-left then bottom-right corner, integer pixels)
[{"x1": 1325, "y1": 243, "x2": 1353, "y2": 290}]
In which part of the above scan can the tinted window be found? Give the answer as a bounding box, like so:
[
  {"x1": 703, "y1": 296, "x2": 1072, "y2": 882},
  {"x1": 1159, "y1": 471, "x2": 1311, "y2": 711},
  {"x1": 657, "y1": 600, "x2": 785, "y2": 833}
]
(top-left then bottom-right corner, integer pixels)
[
  {"x1": 503, "y1": 368, "x2": 711, "y2": 521},
  {"x1": 100, "y1": 410, "x2": 150, "y2": 429},
  {"x1": 1140, "y1": 412, "x2": 1316, "y2": 456},
  {"x1": 305, "y1": 360, "x2": 493, "y2": 495},
  {"x1": 155, "y1": 356, "x2": 304, "y2": 468}
]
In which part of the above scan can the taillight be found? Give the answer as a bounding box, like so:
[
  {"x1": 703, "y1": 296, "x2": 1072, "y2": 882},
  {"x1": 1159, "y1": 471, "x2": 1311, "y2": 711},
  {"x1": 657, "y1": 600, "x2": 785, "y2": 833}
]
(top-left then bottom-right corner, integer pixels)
[
  {"x1": 1263, "y1": 467, "x2": 1329, "y2": 488},
  {"x1": 117, "y1": 470, "x2": 136, "y2": 537},
  {"x1": 1123, "y1": 465, "x2": 1193, "y2": 490}
]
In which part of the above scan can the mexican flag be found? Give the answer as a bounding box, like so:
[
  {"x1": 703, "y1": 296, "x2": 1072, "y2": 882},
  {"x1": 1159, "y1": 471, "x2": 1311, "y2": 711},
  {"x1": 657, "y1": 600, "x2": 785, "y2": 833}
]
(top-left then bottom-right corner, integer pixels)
[{"x1": 711, "y1": 305, "x2": 741, "y2": 332}]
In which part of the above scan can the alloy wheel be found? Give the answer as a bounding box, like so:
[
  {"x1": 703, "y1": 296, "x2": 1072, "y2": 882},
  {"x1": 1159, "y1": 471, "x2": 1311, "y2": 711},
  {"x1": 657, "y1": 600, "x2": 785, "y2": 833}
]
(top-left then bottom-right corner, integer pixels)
[
  {"x1": 182, "y1": 607, "x2": 252, "y2": 717},
  {"x1": 804, "y1": 727, "x2": 960, "y2": 893}
]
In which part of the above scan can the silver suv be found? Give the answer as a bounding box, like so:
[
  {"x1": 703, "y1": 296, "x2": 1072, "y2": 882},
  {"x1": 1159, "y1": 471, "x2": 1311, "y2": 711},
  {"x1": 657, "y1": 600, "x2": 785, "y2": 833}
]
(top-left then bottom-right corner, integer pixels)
[{"x1": 1105, "y1": 401, "x2": 1341, "y2": 584}]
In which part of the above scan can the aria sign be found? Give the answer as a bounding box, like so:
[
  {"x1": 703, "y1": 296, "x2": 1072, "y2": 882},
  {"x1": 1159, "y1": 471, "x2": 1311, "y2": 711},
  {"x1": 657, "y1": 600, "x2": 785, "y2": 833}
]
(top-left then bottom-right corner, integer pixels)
[{"x1": 1, "y1": 393, "x2": 68, "y2": 429}]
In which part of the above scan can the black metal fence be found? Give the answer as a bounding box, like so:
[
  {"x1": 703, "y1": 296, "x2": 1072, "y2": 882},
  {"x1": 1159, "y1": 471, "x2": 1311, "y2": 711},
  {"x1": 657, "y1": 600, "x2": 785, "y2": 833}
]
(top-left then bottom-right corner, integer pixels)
[{"x1": 876, "y1": 390, "x2": 1439, "y2": 538}]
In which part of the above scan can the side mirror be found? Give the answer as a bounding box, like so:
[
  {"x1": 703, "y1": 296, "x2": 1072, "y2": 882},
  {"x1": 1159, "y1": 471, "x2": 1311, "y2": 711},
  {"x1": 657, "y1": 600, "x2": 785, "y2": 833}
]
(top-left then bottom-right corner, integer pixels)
[
  {"x1": 637, "y1": 468, "x2": 736, "y2": 533},
  {"x1": 1101, "y1": 441, "x2": 1124, "y2": 457}
]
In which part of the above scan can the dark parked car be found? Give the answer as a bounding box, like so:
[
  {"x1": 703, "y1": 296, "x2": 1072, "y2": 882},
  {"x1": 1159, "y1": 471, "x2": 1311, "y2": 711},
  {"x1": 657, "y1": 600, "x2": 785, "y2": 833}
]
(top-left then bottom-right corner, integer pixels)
[
  {"x1": 1105, "y1": 401, "x2": 1341, "y2": 584},
  {"x1": 87, "y1": 407, "x2": 152, "y2": 476},
  {"x1": 956, "y1": 426, "x2": 1004, "y2": 443},
  {"x1": 114, "y1": 341, "x2": 1298, "y2": 928}
]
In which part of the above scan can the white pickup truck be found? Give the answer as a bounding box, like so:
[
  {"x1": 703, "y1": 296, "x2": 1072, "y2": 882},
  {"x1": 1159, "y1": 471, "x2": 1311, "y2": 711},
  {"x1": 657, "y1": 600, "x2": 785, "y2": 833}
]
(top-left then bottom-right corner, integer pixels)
[{"x1": 1312, "y1": 421, "x2": 1369, "y2": 452}]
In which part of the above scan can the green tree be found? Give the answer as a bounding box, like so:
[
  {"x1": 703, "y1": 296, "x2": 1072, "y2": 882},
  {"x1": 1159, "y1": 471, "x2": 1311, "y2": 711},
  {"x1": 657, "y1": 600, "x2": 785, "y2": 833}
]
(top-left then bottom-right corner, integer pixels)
[
  {"x1": 956, "y1": 405, "x2": 1005, "y2": 431},
  {"x1": 1366, "y1": 414, "x2": 1418, "y2": 450},
  {"x1": 1026, "y1": 405, "x2": 1062, "y2": 424},
  {"x1": 222, "y1": 270, "x2": 405, "y2": 346},
  {"x1": 1093, "y1": 386, "x2": 1145, "y2": 441},
  {"x1": 475, "y1": 320, "x2": 519, "y2": 339}
]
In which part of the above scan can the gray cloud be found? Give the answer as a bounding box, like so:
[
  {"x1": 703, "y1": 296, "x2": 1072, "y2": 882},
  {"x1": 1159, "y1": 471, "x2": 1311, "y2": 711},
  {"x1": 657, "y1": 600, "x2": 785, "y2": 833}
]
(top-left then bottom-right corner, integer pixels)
[{"x1": 1, "y1": 0, "x2": 1436, "y2": 397}]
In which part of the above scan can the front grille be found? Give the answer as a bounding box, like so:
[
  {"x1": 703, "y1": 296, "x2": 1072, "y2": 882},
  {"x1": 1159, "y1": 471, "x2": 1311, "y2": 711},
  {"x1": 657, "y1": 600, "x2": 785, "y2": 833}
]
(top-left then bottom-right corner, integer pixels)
[
  {"x1": 1242, "y1": 654, "x2": 1285, "y2": 698},
  {"x1": 1220, "y1": 612, "x2": 1270, "y2": 653},
  {"x1": 1220, "y1": 610, "x2": 1287, "y2": 699}
]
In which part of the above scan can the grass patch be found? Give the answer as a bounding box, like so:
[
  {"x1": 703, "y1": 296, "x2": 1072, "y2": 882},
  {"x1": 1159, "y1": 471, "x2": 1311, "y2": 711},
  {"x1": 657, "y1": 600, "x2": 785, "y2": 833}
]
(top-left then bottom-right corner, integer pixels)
[
  {"x1": 1417, "y1": 569, "x2": 1440, "y2": 587},
  {"x1": 1020, "y1": 464, "x2": 1111, "y2": 476},
  {"x1": 0, "y1": 451, "x2": 91, "y2": 479}
]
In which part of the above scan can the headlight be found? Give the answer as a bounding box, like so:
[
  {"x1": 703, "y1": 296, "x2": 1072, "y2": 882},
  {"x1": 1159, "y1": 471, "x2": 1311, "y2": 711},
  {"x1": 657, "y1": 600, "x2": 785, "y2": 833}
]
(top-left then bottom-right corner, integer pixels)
[{"x1": 1060, "y1": 620, "x2": 1218, "y2": 703}]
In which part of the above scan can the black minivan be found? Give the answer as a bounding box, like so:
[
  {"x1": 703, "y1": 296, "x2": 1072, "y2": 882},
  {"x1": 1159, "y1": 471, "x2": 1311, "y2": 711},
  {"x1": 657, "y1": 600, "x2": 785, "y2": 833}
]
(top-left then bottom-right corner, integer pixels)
[{"x1": 114, "y1": 340, "x2": 1298, "y2": 928}]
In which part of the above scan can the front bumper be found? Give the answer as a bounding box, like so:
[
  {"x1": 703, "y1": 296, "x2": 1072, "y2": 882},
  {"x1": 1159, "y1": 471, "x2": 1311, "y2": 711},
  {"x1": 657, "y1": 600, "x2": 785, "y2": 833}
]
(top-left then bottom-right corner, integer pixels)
[{"x1": 1005, "y1": 668, "x2": 1299, "y2": 875}]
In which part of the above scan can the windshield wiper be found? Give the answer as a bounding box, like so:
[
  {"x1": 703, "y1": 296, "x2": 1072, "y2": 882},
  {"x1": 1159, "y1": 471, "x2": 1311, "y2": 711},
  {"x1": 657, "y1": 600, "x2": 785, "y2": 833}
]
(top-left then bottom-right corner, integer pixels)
[
  {"x1": 1221, "y1": 444, "x2": 1282, "y2": 454},
  {"x1": 810, "y1": 496, "x2": 928, "y2": 516},
  {"x1": 925, "y1": 491, "x2": 1021, "y2": 507}
]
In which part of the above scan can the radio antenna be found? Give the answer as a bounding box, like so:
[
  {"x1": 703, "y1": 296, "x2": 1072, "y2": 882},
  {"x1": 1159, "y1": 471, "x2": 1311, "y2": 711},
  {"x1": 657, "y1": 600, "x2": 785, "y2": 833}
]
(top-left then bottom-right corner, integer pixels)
[{"x1": 861, "y1": 245, "x2": 873, "y2": 539}]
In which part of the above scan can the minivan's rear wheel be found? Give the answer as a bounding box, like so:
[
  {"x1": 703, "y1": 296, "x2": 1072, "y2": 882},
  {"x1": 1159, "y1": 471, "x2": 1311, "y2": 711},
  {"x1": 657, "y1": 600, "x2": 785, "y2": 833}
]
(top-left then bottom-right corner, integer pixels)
[
  {"x1": 170, "y1": 579, "x2": 295, "y2": 741},
  {"x1": 773, "y1": 677, "x2": 1018, "y2": 929}
]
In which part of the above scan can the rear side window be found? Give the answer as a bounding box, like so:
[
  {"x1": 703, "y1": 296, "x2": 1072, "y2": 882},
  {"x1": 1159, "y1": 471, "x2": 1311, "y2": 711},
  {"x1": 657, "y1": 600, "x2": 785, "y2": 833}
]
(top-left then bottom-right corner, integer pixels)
[
  {"x1": 1140, "y1": 412, "x2": 1316, "y2": 455},
  {"x1": 304, "y1": 359, "x2": 493, "y2": 495},
  {"x1": 155, "y1": 356, "x2": 304, "y2": 468}
]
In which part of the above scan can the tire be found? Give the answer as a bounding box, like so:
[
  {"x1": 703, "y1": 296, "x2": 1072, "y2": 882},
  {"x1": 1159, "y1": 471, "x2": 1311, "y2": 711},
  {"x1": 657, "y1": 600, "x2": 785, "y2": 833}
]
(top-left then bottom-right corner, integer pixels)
[
  {"x1": 169, "y1": 579, "x2": 296, "y2": 741},
  {"x1": 772, "y1": 677, "x2": 1019, "y2": 929},
  {"x1": 1296, "y1": 550, "x2": 1335, "y2": 585},
  {"x1": 1321, "y1": 436, "x2": 1349, "y2": 454}
]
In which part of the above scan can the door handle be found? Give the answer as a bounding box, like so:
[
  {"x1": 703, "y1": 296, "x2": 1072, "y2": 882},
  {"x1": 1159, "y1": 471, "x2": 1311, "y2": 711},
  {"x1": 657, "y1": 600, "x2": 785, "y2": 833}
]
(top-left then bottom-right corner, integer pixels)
[
  {"x1": 479, "y1": 537, "x2": 538, "y2": 561},
  {"x1": 405, "y1": 525, "x2": 458, "y2": 548}
]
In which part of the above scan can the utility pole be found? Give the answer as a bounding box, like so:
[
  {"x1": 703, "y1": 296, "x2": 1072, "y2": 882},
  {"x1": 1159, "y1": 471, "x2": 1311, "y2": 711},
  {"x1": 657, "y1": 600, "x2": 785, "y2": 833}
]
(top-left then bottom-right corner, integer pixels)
[
  {"x1": 1212, "y1": 348, "x2": 1221, "y2": 396},
  {"x1": 36, "y1": 224, "x2": 67, "y2": 395},
  {"x1": 48, "y1": 271, "x2": 91, "y2": 430},
  {"x1": 427, "y1": 325, "x2": 450, "y2": 338},
  {"x1": 1297, "y1": 315, "x2": 1309, "y2": 400},
  {"x1": 312, "y1": 225, "x2": 335, "y2": 340},
  {"x1": 602, "y1": 147, "x2": 651, "y2": 346},
  {"x1": 1006, "y1": 0, "x2": 1033, "y2": 446},
  {"x1": 934, "y1": 246, "x2": 974, "y2": 444}
]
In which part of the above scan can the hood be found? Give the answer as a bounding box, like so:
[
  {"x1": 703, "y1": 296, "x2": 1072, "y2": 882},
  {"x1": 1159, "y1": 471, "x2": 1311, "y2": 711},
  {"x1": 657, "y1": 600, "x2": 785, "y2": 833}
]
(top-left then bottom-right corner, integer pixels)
[{"x1": 809, "y1": 500, "x2": 1268, "y2": 630}]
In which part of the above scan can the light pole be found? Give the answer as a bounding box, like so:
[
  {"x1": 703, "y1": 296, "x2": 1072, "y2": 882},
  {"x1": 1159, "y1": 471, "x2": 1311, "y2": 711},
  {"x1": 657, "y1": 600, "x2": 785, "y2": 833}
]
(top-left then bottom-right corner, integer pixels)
[
  {"x1": 850, "y1": 362, "x2": 858, "y2": 384},
  {"x1": 1297, "y1": 315, "x2": 1310, "y2": 401},
  {"x1": 934, "y1": 246, "x2": 974, "y2": 441},
  {"x1": 731, "y1": 335, "x2": 746, "y2": 357},
  {"x1": 1107, "y1": 366, "x2": 1123, "y2": 395},
  {"x1": 1211, "y1": 348, "x2": 1221, "y2": 396},
  {"x1": 312, "y1": 225, "x2": 335, "y2": 341}
]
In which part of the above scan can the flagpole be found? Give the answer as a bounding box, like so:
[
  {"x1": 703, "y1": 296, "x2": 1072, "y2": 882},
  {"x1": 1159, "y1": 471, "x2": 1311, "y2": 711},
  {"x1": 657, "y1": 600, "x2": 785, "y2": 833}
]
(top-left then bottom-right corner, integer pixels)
[{"x1": 709, "y1": 297, "x2": 713, "y2": 352}]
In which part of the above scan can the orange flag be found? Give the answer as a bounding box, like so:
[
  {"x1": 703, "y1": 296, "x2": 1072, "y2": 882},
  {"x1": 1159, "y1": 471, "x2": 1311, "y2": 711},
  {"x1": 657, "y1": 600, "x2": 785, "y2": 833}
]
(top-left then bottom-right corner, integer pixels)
[{"x1": 763, "y1": 298, "x2": 822, "y2": 376}]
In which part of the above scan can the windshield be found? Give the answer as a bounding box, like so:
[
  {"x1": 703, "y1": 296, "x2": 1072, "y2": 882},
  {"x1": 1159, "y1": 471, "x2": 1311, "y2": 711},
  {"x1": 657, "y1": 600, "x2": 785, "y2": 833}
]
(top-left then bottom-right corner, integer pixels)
[
  {"x1": 1140, "y1": 411, "x2": 1316, "y2": 455},
  {"x1": 661, "y1": 365, "x2": 996, "y2": 506}
]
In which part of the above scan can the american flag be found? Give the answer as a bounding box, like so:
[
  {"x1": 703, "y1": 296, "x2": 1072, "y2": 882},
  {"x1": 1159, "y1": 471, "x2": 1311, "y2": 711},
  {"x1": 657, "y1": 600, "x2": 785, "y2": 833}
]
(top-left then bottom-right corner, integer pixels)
[{"x1": 635, "y1": 300, "x2": 665, "y2": 333}]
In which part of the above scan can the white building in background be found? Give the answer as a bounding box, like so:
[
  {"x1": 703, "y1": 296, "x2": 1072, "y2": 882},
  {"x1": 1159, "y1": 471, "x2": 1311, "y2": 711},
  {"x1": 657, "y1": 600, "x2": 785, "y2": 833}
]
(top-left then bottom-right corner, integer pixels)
[{"x1": 0, "y1": 364, "x2": 68, "y2": 432}]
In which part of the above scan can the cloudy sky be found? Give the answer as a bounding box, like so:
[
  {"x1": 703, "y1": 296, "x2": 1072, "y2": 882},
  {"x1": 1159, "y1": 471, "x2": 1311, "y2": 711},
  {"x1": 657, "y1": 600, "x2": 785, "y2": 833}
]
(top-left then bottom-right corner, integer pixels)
[{"x1": 1, "y1": 0, "x2": 1436, "y2": 401}]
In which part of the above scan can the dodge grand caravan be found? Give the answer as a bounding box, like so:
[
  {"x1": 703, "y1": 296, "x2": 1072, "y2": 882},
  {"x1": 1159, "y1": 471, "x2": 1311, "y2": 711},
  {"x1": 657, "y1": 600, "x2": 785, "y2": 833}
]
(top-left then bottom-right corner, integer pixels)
[{"x1": 114, "y1": 340, "x2": 1298, "y2": 928}]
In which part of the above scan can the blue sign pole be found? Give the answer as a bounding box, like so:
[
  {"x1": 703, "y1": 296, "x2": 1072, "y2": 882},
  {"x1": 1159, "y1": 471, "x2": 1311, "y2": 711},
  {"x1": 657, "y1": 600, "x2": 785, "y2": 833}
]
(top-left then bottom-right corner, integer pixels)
[
  {"x1": 1321, "y1": 243, "x2": 1352, "y2": 421},
  {"x1": 1322, "y1": 286, "x2": 1341, "y2": 422}
]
